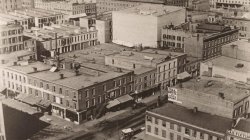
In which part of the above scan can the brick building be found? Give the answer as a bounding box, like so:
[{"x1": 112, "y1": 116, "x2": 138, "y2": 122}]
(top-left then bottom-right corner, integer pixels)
[
  {"x1": 174, "y1": 78, "x2": 250, "y2": 119},
  {"x1": 0, "y1": 0, "x2": 22, "y2": 12},
  {"x1": 24, "y1": 24, "x2": 98, "y2": 60},
  {"x1": 105, "y1": 49, "x2": 187, "y2": 89},
  {"x1": 145, "y1": 103, "x2": 233, "y2": 140}
]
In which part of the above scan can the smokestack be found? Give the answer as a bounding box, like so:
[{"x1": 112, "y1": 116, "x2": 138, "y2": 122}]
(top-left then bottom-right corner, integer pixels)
[
  {"x1": 13, "y1": 61, "x2": 17, "y2": 66},
  {"x1": 193, "y1": 107, "x2": 198, "y2": 113},
  {"x1": 33, "y1": 67, "x2": 37, "y2": 72},
  {"x1": 60, "y1": 73, "x2": 64, "y2": 79}
]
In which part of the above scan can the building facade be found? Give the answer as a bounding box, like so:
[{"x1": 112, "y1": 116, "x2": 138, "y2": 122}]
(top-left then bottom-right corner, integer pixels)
[
  {"x1": 210, "y1": 0, "x2": 250, "y2": 9},
  {"x1": 0, "y1": 24, "x2": 24, "y2": 54},
  {"x1": 21, "y1": 0, "x2": 35, "y2": 8},
  {"x1": 112, "y1": 4, "x2": 186, "y2": 48},
  {"x1": 145, "y1": 103, "x2": 232, "y2": 140},
  {"x1": 0, "y1": 0, "x2": 22, "y2": 12}
]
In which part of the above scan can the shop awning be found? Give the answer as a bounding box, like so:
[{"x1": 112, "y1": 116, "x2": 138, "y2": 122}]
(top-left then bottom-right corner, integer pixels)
[
  {"x1": 177, "y1": 71, "x2": 191, "y2": 80},
  {"x1": 36, "y1": 100, "x2": 51, "y2": 109},
  {"x1": 117, "y1": 94, "x2": 133, "y2": 104},
  {"x1": 106, "y1": 99, "x2": 120, "y2": 109},
  {"x1": 22, "y1": 96, "x2": 42, "y2": 106}
]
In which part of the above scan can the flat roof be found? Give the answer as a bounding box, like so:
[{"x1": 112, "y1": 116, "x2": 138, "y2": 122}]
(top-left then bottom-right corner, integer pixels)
[
  {"x1": 176, "y1": 78, "x2": 250, "y2": 103},
  {"x1": 12, "y1": 8, "x2": 63, "y2": 18},
  {"x1": 149, "y1": 103, "x2": 232, "y2": 134},
  {"x1": 107, "y1": 49, "x2": 184, "y2": 65},
  {"x1": 223, "y1": 39, "x2": 250, "y2": 53},
  {"x1": 6, "y1": 62, "x2": 51, "y2": 74},
  {"x1": 114, "y1": 3, "x2": 184, "y2": 17},
  {"x1": 134, "y1": 67, "x2": 155, "y2": 75},
  {"x1": 203, "y1": 56, "x2": 250, "y2": 74},
  {"x1": 29, "y1": 65, "x2": 131, "y2": 89}
]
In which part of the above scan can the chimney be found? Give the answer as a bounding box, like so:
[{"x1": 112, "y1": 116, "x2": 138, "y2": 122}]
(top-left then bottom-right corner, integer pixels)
[
  {"x1": 219, "y1": 92, "x2": 225, "y2": 99},
  {"x1": 1, "y1": 60, "x2": 5, "y2": 64},
  {"x1": 117, "y1": 68, "x2": 122, "y2": 73},
  {"x1": 13, "y1": 61, "x2": 17, "y2": 66},
  {"x1": 33, "y1": 67, "x2": 37, "y2": 72},
  {"x1": 60, "y1": 73, "x2": 64, "y2": 79},
  {"x1": 193, "y1": 107, "x2": 198, "y2": 113},
  {"x1": 96, "y1": 71, "x2": 100, "y2": 77},
  {"x1": 75, "y1": 70, "x2": 79, "y2": 76}
]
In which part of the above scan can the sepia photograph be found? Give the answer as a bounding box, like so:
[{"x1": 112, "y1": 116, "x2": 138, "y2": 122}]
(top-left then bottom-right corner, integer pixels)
[{"x1": 0, "y1": 0, "x2": 249, "y2": 140}]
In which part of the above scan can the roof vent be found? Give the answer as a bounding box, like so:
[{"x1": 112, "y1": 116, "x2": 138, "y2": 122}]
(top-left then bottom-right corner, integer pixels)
[
  {"x1": 193, "y1": 107, "x2": 198, "y2": 113},
  {"x1": 235, "y1": 63, "x2": 244, "y2": 68},
  {"x1": 13, "y1": 61, "x2": 17, "y2": 66},
  {"x1": 218, "y1": 92, "x2": 225, "y2": 99},
  {"x1": 33, "y1": 67, "x2": 37, "y2": 72},
  {"x1": 60, "y1": 74, "x2": 64, "y2": 79}
]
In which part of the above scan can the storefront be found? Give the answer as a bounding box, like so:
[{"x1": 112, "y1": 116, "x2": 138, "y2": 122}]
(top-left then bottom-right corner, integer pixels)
[{"x1": 51, "y1": 103, "x2": 65, "y2": 118}]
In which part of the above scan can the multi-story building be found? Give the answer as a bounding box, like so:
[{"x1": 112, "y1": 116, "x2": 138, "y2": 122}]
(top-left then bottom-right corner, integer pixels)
[
  {"x1": 112, "y1": 4, "x2": 186, "y2": 48},
  {"x1": 164, "y1": 0, "x2": 189, "y2": 7},
  {"x1": 1, "y1": 45, "x2": 135, "y2": 124},
  {"x1": 145, "y1": 103, "x2": 233, "y2": 140},
  {"x1": 174, "y1": 77, "x2": 250, "y2": 119},
  {"x1": 210, "y1": 0, "x2": 250, "y2": 9},
  {"x1": 221, "y1": 14, "x2": 250, "y2": 39},
  {"x1": 0, "y1": 0, "x2": 22, "y2": 12},
  {"x1": 134, "y1": 67, "x2": 158, "y2": 98},
  {"x1": 80, "y1": 11, "x2": 112, "y2": 44},
  {"x1": 21, "y1": 0, "x2": 35, "y2": 8},
  {"x1": 34, "y1": 0, "x2": 96, "y2": 16},
  {"x1": 96, "y1": 0, "x2": 164, "y2": 13},
  {"x1": 105, "y1": 49, "x2": 187, "y2": 89},
  {"x1": 190, "y1": 0, "x2": 210, "y2": 11},
  {"x1": 162, "y1": 23, "x2": 239, "y2": 60},
  {"x1": 0, "y1": 24, "x2": 24, "y2": 54},
  {"x1": 24, "y1": 24, "x2": 98, "y2": 60}
]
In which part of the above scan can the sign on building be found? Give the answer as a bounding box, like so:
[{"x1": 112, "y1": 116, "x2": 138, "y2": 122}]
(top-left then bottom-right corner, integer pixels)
[{"x1": 167, "y1": 87, "x2": 182, "y2": 104}]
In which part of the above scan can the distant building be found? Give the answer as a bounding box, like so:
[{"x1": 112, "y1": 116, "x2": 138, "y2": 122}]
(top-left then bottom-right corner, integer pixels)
[
  {"x1": 210, "y1": 0, "x2": 250, "y2": 9},
  {"x1": 112, "y1": 4, "x2": 186, "y2": 48},
  {"x1": 0, "y1": 24, "x2": 24, "y2": 54},
  {"x1": 24, "y1": 24, "x2": 97, "y2": 60},
  {"x1": 96, "y1": 0, "x2": 164, "y2": 13},
  {"x1": 21, "y1": 0, "x2": 35, "y2": 8},
  {"x1": 190, "y1": 0, "x2": 210, "y2": 11},
  {"x1": 0, "y1": 0, "x2": 22, "y2": 12},
  {"x1": 164, "y1": 0, "x2": 188, "y2": 7},
  {"x1": 105, "y1": 49, "x2": 187, "y2": 89},
  {"x1": 80, "y1": 11, "x2": 112, "y2": 44},
  {"x1": 175, "y1": 78, "x2": 250, "y2": 119},
  {"x1": 162, "y1": 23, "x2": 239, "y2": 60},
  {"x1": 221, "y1": 13, "x2": 250, "y2": 39},
  {"x1": 145, "y1": 103, "x2": 233, "y2": 140},
  {"x1": 34, "y1": 0, "x2": 96, "y2": 17}
]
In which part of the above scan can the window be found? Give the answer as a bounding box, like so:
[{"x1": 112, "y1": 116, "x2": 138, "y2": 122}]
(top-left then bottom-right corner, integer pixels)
[
  {"x1": 59, "y1": 88, "x2": 62, "y2": 94},
  {"x1": 35, "y1": 90, "x2": 38, "y2": 96},
  {"x1": 47, "y1": 93, "x2": 50, "y2": 100},
  {"x1": 53, "y1": 96, "x2": 55, "y2": 102},
  {"x1": 85, "y1": 90, "x2": 89, "y2": 97},
  {"x1": 65, "y1": 90, "x2": 69, "y2": 96},
  {"x1": 208, "y1": 135, "x2": 213, "y2": 140},
  {"x1": 154, "y1": 127, "x2": 158, "y2": 135},
  {"x1": 162, "y1": 121, "x2": 166, "y2": 127},
  {"x1": 60, "y1": 98, "x2": 63, "y2": 104},
  {"x1": 177, "y1": 135, "x2": 182, "y2": 140},
  {"x1": 192, "y1": 130, "x2": 197, "y2": 137},
  {"x1": 52, "y1": 86, "x2": 55, "y2": 92},
  {"x1": 92, "y1": 88, "x2": 95, "y2": 96},
  {"x1": 177, "y1": 125, "x2": 181, "y2": 132},
  {"x1": 185, "y1": 128, "x2": 190, "y2": 136},
  {"x1": 86, "y1": 100, "x2": 90, "y2": 108},
  {"x1": 155, "y1": 118, "x2": 158, "y2": 125},
  {"x1": 46, "y1": 84, "x2": 49, "y2": 90},
  {"x1": 40, "y1": 82, "x2": 43, "y2": 88},
  {"x1": 200, "y1": 132, "x2": 204, "y2": 140},
  {"x1": 92, "y1": 98, "x2": 95, "y2": 106},
  {"x1": 162, "y1": 130, "x2": 166, "y2": 138},
  {"x1": 147, "y1": 125, "x2": 151, "y2": 133},
  {"x1": 66, "y1": 100, "x2": 69, "y2": 107},
  {"x1": 170, "y1": 122, "x2": 174, "y2": 130},
  {"x1": 103, "y1": 84, "x2": 106, "y2": 91},
  {"x1": 245, "y1": 101, "x2": 249, "y2": 110},
  {"x1": 170, "y1": 133, "x2": 174, "y2": 140},
  {"x1": 147, "y1": 116, "x2": 152, "y2": 122}
]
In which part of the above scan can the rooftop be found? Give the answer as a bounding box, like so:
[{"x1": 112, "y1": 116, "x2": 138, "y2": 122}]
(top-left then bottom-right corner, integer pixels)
[
  {"x1": 196, "y1": 23, "x2": 232, "y2": 33},
  {"x1": 114, "y1": 4, "x2": 184, "y2": 17},
  {"x1": 107, "y1": 49, "x2": 184, "y2": 65},
  {"x1": 223, "y1": 39, "x2": 250, "y2": 53},
  {"x1": 176, "y1": 77, "x2": 250, "y2": 103},
  {"x1": 203, "y1": 56, "x2": 250, "y2": 74},
  {"x1": 149, "y1": 103, "x2": 233, "y2": 134},
  {"x1": 11, "y1": 8, "x2": 63, "y2": 18},
  {"x1": 134, "y1": 67, "x2": 156, "y2": 75},
  {"x1": 24, "y1": 24, "x2": 94, "y2": 41},
  {"x1": 234, "y1": 119, "x2": 250, "y2": 133}
]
